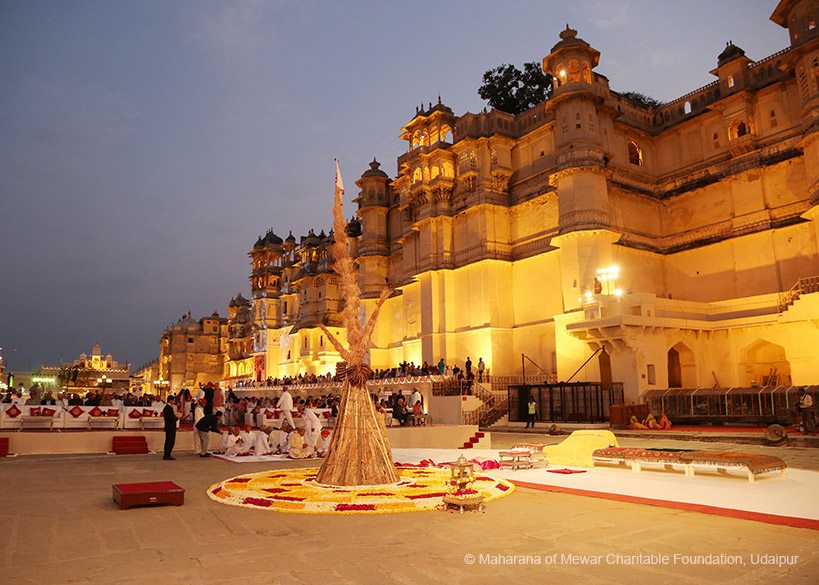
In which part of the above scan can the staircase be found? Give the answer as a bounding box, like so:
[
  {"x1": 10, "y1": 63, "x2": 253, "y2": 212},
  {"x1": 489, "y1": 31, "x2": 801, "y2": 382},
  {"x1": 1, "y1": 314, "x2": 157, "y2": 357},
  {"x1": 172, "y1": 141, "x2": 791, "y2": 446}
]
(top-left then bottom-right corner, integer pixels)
[
  {"x1": 112, "y1": 436, "x2": 150, "y2": 455},
  {"x1": 462, "y1": 382, "x2": 509, "y2": 429},
  {"x1": 779, "y1": 276, "x2": 819, "y2": 312},
  {"x1": 458, "y1": 431, "x2": 486, "y2": 449}
]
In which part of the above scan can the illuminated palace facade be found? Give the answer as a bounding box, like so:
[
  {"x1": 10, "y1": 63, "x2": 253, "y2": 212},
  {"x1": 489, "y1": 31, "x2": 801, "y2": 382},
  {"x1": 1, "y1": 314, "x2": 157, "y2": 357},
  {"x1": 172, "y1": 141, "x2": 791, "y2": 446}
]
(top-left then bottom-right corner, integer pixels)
[{"x1": 230, "y1": 1, "x2": 819, "y2": 402}]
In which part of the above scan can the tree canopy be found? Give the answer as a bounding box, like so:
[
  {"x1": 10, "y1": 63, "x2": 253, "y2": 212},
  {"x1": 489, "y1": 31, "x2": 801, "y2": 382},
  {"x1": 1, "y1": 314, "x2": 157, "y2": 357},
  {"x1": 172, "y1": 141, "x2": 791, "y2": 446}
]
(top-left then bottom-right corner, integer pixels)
[
  {"x1": 620, "y1": 91, "x2": 664, "y2": 108},
  {"x1": 478, "y1": 61, "x2": 553, "y2": 115}
]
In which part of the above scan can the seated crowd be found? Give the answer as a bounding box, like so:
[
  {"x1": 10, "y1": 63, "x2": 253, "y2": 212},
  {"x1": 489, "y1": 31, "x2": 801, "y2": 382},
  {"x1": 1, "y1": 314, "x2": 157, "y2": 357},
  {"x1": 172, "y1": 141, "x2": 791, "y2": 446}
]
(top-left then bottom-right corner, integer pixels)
[
  {"x1": 211, "y1": 422, "x2": 332, "y2": 459},
  {"x1": 228, "y1": 356, "x2": 487, "y2": 389}
]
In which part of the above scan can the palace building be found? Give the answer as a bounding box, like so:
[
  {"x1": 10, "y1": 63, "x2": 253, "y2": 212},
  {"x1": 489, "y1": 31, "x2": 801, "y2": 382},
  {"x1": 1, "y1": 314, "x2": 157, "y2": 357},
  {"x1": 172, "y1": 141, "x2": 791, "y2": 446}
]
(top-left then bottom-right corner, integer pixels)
[
  {"x1": 159, "y1": 312, "x2": 228, "y2": 393},
  {"x1": 227, "y1": 0, "x2": 819, "y2": 403}
]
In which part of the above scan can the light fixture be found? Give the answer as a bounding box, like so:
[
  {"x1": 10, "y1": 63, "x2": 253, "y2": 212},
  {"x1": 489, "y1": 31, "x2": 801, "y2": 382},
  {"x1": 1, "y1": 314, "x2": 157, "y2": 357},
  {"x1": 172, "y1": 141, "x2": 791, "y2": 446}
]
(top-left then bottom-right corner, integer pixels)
[{"x1": 614, "y1": 288, "x2": 622, "y2": 296}]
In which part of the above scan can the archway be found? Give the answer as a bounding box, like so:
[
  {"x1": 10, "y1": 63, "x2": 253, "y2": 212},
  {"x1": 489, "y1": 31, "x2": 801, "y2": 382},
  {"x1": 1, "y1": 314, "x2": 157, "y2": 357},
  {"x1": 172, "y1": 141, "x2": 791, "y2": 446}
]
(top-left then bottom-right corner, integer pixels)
[
  {"x1": 667, "y1": 342, "x2": 696, "y2": 387},
  {"x1": 740, "y1": 340, "x2": 791, "y2": 386}
]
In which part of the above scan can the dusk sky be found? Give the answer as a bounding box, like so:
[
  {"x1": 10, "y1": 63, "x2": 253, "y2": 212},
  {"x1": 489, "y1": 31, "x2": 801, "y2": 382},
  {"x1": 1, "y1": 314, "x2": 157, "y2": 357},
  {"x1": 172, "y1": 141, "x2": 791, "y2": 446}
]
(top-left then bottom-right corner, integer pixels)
[{"x1": 0, "y1": 1, "x2": 787, "y2": 372}]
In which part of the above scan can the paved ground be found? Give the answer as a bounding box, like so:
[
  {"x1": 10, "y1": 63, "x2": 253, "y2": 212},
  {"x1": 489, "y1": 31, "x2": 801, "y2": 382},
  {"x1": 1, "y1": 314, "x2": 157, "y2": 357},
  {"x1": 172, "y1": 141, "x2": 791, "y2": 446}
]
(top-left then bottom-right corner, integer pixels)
[{"x1": 1, "y1": 433, "x2": 818, "y2": 585}]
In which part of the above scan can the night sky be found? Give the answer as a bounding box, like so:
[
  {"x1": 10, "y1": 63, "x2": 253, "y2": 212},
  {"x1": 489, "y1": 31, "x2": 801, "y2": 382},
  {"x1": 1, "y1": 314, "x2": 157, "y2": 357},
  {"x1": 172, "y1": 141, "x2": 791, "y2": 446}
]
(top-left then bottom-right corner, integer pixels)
[{"x1": 0, "y1": 1, "x2": 786, "y2": 372}]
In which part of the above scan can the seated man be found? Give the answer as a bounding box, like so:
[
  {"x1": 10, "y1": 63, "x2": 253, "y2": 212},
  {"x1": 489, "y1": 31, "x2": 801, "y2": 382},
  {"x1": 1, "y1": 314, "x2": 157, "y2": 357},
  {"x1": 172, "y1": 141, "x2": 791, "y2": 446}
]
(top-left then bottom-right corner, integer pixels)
[
  {"x1": 393, "y1": 396, "x2": 409, "y2": 426},
  {"x1": 239, "y1": 424, "x2": 255, "y2": 446},
  {"x1": 254, "y1": 425, "x2": 275, "y2": 456},
  {"x1": 225, "y1": 426, "x2": 252, "y2": 457},
  {"x1": 288, "y1": 426, "x2": 313, "y2": 459},
  {"x1": 216, "y1": 426, "x2": 233, "y2": 454},
  {"x1": 276, "y1": 423, "x2": 293, "y2": 455},
  {"x1": 316, "y1": 429, "x2": 332, "y2": 457}
]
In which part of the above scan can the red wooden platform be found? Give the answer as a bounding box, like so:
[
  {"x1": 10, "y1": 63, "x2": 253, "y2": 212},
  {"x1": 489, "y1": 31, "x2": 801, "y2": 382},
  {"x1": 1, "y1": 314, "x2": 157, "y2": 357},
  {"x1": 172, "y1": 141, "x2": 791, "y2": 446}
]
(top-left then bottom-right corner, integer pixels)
[
  {"x1": 0, "y1": 437, "x2": 9, "y2": 457},
  {"x1": 112, "y1": 435, "x2": 150, "y2": 454},
  {"x1": 112, "y1": 481, "x2": 184, "y2": 510}
]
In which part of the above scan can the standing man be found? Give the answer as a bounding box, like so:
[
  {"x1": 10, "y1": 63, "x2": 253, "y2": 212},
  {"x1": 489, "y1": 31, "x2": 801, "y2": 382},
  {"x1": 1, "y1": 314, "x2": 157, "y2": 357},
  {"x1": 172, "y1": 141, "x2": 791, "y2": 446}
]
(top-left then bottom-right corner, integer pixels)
[
  {"x1": 477, "y1": 358, "x2": 485, "y2": 383},
  {"x1": 437, "y1": 358, "x2": 445, "y2": 376},
  {"x1": 276, "y1": 387, "x2": 295, "y2": 429},
  {"x1": 409, "y1": 387, "x2": 422, "y2": 410},
  {"x1": 300, "y1": 405, "x2": 323, "y2": 451},
  {"x1": 194, "y1": 411, "x2": 223, "y2": 457},
  {"x1": 525, "y1": 395, "x2": 537, "y2": 429},
  {"x1": 797, "y1": 389, "x2": 816, "y2": 435},
  {"x1": 162, "y1": 399, "x2": 178, "y2": 460},
  {"x1": 465, "y1": 357, "x2": 473, "y2": 378}
]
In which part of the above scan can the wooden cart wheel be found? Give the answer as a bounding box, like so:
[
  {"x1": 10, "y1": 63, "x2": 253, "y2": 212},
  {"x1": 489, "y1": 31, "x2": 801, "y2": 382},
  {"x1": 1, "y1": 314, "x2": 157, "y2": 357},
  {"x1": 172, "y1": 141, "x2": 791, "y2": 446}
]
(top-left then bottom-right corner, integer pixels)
[{"x1": 765, "y1": 424, "x2": 788, "y2": 446}]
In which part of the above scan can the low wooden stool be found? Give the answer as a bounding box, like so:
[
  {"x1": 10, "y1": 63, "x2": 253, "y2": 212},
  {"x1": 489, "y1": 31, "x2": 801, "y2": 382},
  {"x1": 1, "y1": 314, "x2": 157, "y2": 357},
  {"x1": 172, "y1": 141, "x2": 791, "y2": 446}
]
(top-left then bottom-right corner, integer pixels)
[{"x1": 113, "y1": 481, "x2": 185, "y2": 510}]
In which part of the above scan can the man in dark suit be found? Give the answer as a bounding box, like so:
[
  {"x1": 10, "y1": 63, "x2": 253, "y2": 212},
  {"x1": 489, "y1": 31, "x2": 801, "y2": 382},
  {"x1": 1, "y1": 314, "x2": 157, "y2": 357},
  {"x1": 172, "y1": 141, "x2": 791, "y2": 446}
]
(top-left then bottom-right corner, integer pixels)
[
  {"x1": 194, "y1": 411, "x2": 223, "y2": 457},
  {"x1": 162, "y1": 400, "x2": 178, "y2": 460}
]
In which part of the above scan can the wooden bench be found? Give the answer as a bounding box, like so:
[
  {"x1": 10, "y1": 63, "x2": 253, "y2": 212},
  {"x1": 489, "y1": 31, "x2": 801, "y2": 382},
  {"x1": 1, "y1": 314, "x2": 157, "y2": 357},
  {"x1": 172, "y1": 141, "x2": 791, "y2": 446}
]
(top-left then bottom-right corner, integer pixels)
[
  {"x1": 592, "y1": 448, "x2": 787, "y2": 483},
  {"x1": 113, "y1": 481, "x2": 185, "y2": 510},
  {"x1": 89, "y1": 416, "x2": 119, "y2": 430},
  {"x1": 498, "y1": 450, "x2": 536, "y2": 470},
  {"x1": 140, "y1": 417, "x2": 165, "y2": 430},
  {"x1": 20, "y1": 415, "x2": 56, "y2": 430}
]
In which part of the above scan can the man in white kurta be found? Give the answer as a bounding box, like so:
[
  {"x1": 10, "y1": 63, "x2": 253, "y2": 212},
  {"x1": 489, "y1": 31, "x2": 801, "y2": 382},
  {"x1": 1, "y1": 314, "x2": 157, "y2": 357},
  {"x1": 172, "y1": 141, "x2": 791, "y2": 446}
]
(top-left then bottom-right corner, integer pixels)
[
  {"x1": 239, "y1": 425, "x2": 254, "y2": 446},
  {"x1": 254, "y1": 425, "x2": 274, "y2": 456},
  {"x1": 316, "y1": 429, "x2": 332, "y2": 457},
  {"x1": 301, "y1": 406, "x2": 323, "y2": 450},
  {"x1": 275, "y1": 388, "x2": 295, "y2": 429},
  {"x1": 409, "y1": 388, "x2": 422, "y2": 410},
  {"x1": 225, "y1": 427, "x2": 252, "y2": 457},
  {"x1": 217, "y1": 427, "x2": 232, "y2": 454},
  {"x1": 276, "y1": 424, "x2": 292, "y2": 454}
]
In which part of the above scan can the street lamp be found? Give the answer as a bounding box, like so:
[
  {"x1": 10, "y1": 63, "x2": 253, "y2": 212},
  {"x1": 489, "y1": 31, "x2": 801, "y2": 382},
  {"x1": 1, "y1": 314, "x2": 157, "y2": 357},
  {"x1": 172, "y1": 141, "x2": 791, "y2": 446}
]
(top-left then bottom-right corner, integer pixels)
[{"x1": 154, "y1": 377, "x2": 169, "y2": 399}]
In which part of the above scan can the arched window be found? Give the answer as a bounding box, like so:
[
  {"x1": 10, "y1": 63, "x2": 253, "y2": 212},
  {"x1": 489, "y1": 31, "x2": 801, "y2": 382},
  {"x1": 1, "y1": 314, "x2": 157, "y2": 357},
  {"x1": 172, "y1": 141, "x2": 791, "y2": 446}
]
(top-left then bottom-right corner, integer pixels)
[
  {"x1": 770, "y1": 109, "x2": 778, "y2": 129},
  {"x1": 413, "y1": 168, "x2": 422, "y2": 184},
  {"x1": 582, "y1": 61, "x2": 591, "y2": 83},
  {"x1": 684, "y1": 101, "x2": 691, "y2": 114},
  {"x1": 730, "y1": 119, "x2": 747, "y2": 139},
  {"x1": 568, "y1": 59, "x2": 580, "y2": 82},
  {"x1": 555, "y1": 64, "x2": 566, "y2": 86},
  {"x1": 627, "y1": 141, "x2": 642, "y2": 166},
  {"x1": 713, "y1": 132, "x2": 720, "y2": 149}
]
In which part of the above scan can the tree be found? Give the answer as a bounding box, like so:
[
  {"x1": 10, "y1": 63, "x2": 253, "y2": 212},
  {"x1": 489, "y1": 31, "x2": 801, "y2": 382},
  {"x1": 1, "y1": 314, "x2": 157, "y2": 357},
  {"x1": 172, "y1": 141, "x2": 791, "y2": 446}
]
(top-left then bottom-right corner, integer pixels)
[
  {"x1": 620, "y1": 91, "x2": 663, "y2": 109},
  {"x1": 478, "y1": 61, "x2": 553, "y2": 115}
]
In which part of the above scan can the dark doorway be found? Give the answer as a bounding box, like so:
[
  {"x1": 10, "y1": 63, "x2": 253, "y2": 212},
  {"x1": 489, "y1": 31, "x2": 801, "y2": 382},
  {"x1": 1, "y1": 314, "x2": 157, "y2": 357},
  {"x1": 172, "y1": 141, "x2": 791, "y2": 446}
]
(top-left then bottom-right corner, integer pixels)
[
  {"x1": 668, "y1": 347, "x2": 681, "y2": 388},
  {"x1": 598, "y1": 348, "x2": 612, "y2": 391}
]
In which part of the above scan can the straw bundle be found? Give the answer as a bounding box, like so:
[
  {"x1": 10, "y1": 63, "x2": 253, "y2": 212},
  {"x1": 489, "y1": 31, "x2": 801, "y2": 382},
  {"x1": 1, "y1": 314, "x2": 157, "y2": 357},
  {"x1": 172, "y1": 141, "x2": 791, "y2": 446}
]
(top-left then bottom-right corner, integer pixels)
[{"x1": 315, "y1": 161, "x2": 399, "y2": 486}]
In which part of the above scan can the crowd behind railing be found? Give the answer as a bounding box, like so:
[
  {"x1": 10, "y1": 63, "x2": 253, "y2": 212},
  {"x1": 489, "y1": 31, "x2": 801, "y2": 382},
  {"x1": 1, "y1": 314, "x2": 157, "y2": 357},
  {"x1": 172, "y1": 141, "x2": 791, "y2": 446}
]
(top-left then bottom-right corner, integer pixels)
[{"x1": 233, "y1": 357, "x2": 490, "y2": 390}]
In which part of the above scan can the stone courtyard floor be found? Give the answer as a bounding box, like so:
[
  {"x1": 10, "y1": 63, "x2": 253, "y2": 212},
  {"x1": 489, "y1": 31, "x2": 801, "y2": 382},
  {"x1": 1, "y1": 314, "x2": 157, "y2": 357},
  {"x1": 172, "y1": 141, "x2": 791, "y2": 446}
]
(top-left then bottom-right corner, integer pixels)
[{"x1": 1, "y1": 432, "x2": 817, "y2": 585}]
